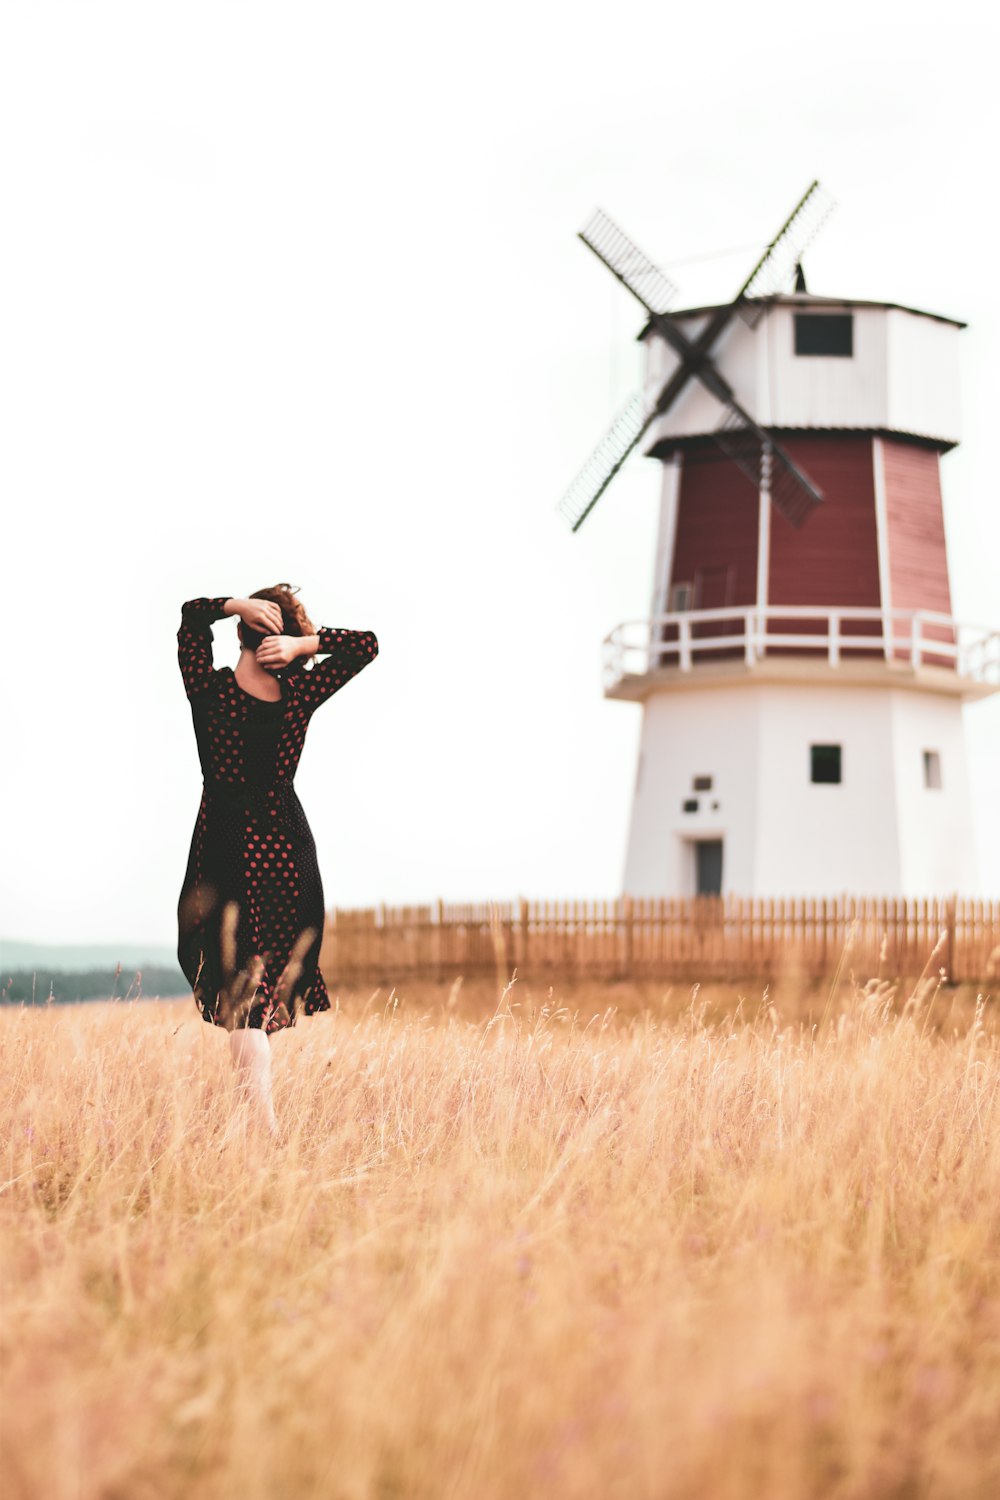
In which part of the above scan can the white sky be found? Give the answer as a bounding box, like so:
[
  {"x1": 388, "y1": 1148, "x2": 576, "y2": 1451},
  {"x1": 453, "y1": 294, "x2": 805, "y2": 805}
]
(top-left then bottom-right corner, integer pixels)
[{"x1": 2, "y1": 1, "x2": 998, "y2": 949}]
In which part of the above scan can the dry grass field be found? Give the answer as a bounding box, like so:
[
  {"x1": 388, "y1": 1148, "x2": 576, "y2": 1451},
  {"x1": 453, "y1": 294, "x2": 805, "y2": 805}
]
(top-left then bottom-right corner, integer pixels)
[{"x1": 3, "y1": 967, "x2": 1000, "y2": 1499}]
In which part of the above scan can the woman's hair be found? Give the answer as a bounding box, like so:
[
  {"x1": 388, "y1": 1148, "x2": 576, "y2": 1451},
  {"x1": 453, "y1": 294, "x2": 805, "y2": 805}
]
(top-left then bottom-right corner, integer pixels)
[{"x1": 239, "y1": 583, "x2": 317, "y2": 674}]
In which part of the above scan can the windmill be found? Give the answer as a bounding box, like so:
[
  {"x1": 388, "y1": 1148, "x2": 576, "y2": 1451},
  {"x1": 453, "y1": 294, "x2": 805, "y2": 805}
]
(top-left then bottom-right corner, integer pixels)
[
  {"x1": 558, "y1": 181, "x2": 835, "y2": 533},
  {"x1": 557, "y1": 186, "x2": 998, "y2": 901}
]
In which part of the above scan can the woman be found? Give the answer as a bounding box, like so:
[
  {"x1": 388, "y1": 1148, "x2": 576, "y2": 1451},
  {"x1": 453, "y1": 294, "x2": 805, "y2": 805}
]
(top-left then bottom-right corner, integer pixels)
[{"x1": 176, "y1": 585, "x2": 378, "y2": 1134}]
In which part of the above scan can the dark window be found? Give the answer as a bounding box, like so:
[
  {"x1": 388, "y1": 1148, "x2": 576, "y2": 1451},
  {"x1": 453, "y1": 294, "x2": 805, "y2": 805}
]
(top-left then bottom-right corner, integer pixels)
[
  {"x1": 811, "y1": 744, "x2": 842, "y2": 784},
  {"x1": 794, "y1": 313, "x2": 853, "y2": 357},
  {"x1": 682, "y1": 798, "x2": 699, "y2": 813},
  {"x1": 693, "y1": 775, "x2": 713, "y2": 792},
  {"x1": 695, "y1": 840, "x2": 723, "y2": 896},
  {"x1": 923, "y1": 750, "x2": 942, "y2": 790}
]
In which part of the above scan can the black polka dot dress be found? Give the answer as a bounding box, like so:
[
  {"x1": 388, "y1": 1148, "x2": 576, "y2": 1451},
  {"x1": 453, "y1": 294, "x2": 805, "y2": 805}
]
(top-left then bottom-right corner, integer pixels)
[{"x1": 176, "y1": 597, "x2": 378, "y2": 1034}]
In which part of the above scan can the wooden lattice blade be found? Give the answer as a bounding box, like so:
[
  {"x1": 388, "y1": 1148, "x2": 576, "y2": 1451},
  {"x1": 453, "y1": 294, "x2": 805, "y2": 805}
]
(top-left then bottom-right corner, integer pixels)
[
  {"x1": 579, "y1": 210, "x2": 679, "y2": 316},
  {"x1": 558, "y1": 393, "x2": 657, "y2": 532}
]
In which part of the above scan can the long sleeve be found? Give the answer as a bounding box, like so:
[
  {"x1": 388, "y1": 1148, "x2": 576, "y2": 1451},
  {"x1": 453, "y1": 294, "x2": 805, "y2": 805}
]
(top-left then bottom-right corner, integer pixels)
[
  {"x1": 177, "y1": 597, "x2": 233, "y2": 701},
  {"x1": 295, "y1": 627, "x2": 379, "y2": 712}
]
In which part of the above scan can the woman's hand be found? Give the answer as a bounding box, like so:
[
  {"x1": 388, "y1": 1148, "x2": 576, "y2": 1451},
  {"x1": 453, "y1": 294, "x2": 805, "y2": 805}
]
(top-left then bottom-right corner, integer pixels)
[
  {"x1": 255, "y1": 634, "x2": 302, "y2": 670},
  {"x1": 236, "y1": 598, "x2": 283, "y2": 635}
]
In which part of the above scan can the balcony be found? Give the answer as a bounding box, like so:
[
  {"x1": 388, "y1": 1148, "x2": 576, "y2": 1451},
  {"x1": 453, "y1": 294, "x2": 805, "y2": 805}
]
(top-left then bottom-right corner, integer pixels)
[{"x1": 603, "y1": 606, "x2": 1000, "y2": 701}]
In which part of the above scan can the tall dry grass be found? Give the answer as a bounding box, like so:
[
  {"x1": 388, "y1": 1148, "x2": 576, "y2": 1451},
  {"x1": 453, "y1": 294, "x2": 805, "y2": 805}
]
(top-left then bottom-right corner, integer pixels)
[{"x1": 3, "y1": 972, "x2": 1000, "y2": 1499}]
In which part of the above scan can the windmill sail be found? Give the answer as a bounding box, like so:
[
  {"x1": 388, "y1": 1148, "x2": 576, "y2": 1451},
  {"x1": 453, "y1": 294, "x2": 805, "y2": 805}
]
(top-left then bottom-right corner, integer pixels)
[
  {"x1": 713, "y1": 403, "x2": 823, "y2": 528},
  {"x1": 558, "y1": 393, "x2": 656, "y2": 532},
  {"x1": 736, "y1": 181, "x2": 835, "y2": 323},
  {"x1": 768, "y1": 443, "x2": 826, "y2": 526},
  {"x1": 562, "y1": 186, "x2": 831, "y2": 532},
  {"x1": 579, "y1": 210, "x2": 678, "y2": 316},
  {"x1": 712, "y1": 406, "x2": 765, "y2": 486}
]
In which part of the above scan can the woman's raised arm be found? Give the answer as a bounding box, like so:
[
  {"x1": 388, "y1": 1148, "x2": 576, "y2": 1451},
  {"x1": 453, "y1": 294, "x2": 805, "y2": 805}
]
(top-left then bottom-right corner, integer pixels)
[
  {"x1": 177, "y1": 597, "x2": 238, "y2": 700},
  {"x1": 178, "y1": 596, "x2": 285, "y2": 700},
  {"x1": 290, "y1": 627, "x2": 379, "y2": 712}
]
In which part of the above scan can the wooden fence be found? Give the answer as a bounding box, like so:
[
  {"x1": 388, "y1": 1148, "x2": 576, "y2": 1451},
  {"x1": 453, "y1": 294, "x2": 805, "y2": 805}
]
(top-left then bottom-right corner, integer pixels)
[{"x1": 319, "y1": 896, "x2": 1000, "y2": 987}]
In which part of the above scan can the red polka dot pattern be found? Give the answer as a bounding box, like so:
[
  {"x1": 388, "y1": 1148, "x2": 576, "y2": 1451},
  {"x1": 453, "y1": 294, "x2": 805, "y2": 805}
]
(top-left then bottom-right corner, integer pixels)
[{"x1": 175, "y1": 597, "x2": 379, "y2": 1033}]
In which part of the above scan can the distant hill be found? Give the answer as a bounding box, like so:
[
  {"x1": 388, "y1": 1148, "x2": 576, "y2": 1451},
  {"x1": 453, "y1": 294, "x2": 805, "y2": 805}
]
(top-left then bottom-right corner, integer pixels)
[
  {"x1": 2, "y1": 967, "x2": 189, "y2": 1004},
  {"x1": 0, "y1": 938, "x2": 188, "y2": 1004},
  {"x1": 1, "y1": 938, "x2": 180, "y2": 971}
]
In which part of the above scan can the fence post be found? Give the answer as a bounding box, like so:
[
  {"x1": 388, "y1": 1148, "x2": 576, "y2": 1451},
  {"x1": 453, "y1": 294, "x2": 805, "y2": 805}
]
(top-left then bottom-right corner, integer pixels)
[
  {"x1": 945, "y1": 894, "x2": 957, "y2": 982},
  {"x1": 518, "y1": 896, "x2": 529, "y2": 978},
  {"x1": 320, "y1": 908, "x2": 336, "y2": 988},
  {"x1": 622, "y1": 895, "x2": 634, "y2": 979},
  {"x1": 435, "y1": 897, "x2": 444, "y2": 982}
]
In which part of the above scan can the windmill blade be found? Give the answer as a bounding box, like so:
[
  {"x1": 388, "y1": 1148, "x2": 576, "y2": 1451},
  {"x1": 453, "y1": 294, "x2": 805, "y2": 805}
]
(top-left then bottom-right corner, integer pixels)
[
  {"x1": 558, "y1": 392, "x2": 657, "y2": 532},
  {"x1": 736, "y1": 181, "x2": 836, "y2": 324},
  {"x1": 562, "y1": 197, "x2": 827, "y2": 533},
  {"x1": 768, "y1": 442, "x2": 825, "y2": 527},
  {"x1": 713, "y1": 403, "x2": 823, "y2": 528},
  {"x1": 579, "y1": 210, "x2": 679, "y2": 316},
  {"x1": 712, "y1": 405, "x2": 766, "y2": 486}
]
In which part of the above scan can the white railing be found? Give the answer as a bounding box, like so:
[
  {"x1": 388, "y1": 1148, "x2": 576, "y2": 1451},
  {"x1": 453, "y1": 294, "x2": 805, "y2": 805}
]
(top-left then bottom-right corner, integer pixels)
[{"x1": 603, "y1": 606, "x2": 1000, "y2": 692}]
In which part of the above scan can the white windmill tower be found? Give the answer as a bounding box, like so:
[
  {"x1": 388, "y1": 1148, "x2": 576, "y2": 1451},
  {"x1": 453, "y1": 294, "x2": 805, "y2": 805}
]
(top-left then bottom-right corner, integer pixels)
[{"x1": 560, "y1": 184, "x2": 999, "y2": 899}]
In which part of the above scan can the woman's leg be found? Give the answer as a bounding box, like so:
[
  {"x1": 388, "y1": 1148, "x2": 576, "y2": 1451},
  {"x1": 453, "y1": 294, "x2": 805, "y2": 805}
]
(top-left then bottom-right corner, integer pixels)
[{"x1": 229, "y1": 1025, "x2": 278, "y2": 1135}]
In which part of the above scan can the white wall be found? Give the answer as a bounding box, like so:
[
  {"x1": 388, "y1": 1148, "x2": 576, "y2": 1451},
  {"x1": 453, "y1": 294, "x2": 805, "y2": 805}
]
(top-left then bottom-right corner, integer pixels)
[
  {"x1": 754, "y1": 683, "x2": 902, "y2": 895},
  {"x1": 642, "y1": 300, "x2": 961, "y2": 449},
  {"x1": 622, "y1": 679, "x2": 980, "y2": 897},
  {"x1": 765, "y1": 304, "x2": 889, "y2": 431},
  {"x1": 622, "y1": 684, "x2": 761, "y2": 897},
  {"x1": 647, "y1": 455, "x2": 681, "y2": 618},
  {"x1": 886, "y1": 309, "x2": 963, "y2": 445},
  {"x1": 889, "y1": 691, "x2": 978, "y2": 894}
]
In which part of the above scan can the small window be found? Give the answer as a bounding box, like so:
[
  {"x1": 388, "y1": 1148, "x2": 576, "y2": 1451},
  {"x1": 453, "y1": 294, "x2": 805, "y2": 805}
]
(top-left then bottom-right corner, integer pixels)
[
  {"x1": 923, "y1": 750, "x2": 942, "y2": 790},
  {"x1": 811, "y1": 744, "x2": 842, "y2": 784},
  {"x1": 693, "y1": 775, "x2": 713, "y2": 792},
  {"x1": 682, "y1": 798, "x2": 699, "y2": 813},
  {"x1": 794, "y1": 313, "x2": 853, "y2": 357},
  {"x1": 669, "y1": 582, "x2": 694, "y2": 612}
]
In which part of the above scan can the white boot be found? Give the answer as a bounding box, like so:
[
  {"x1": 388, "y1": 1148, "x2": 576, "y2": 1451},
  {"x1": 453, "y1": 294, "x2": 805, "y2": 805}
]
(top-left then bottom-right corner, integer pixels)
[{"x1": 229, "y1": 1025, "x2": 278, "y2": 1137}]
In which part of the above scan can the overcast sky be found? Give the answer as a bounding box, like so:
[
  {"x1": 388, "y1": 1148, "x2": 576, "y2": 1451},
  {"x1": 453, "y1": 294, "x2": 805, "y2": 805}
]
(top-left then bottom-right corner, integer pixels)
[{"x1": 2, "y1": 1, "x2": 997, "y2": 949}]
